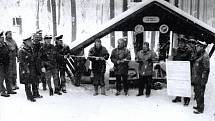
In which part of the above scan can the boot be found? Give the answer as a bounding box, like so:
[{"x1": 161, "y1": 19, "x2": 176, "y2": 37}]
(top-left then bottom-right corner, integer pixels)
[
  {"x1": 7, "y1": 90, "x2": 17, "y2": 94},
  {"x1": 62, "y1": 86, "x2": 67, "y2": 93},
  {"x1": 101, "y1": 86, "x2": 106, "y2": 96},
  {"x1": 1, "y1": 91, "x2": 10, "y2": 97},
  {"x1": 28, "y1": 98, "x2": 36, "y2": 102},
  {"x1": 93, "y1": 86, "x2": 98, "y2": 96},
  {"x1": 54, "y1": 88, "x2": 62, "y2": 95},
  {"x1": 43, "y1": 83, "x2": 47, "y2": 91},
  {"x1": 172, "y1": 96, "x2": 181, "y2": 103},
  {"x1": 49, "y1": 88, "x2": 54, "y2": 96},
  {"x1": 115, "y1": 91, "x2": 120, "y2": 96}
]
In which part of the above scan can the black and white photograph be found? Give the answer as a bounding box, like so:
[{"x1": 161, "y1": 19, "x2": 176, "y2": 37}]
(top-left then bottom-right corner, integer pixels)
[{"x1": 0, "y1": 0, "x2": 215, "y2": 121}]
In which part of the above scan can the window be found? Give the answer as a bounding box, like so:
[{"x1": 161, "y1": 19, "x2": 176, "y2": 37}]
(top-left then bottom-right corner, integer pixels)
[{"x1": 12, "y1": 17, "x2": 22, "y2": 26}]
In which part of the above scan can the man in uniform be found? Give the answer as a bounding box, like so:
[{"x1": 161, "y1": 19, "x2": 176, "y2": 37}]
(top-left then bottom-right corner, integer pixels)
[
  {"x1": 55, "y1": 35, "x2": 70, "y2": 94},
  {"x1": 193, "y1": 41, "x2": 210, "y2": 114},
  {"x1": 0, "y1": 32, "x2": 16, "y2": 97},
  {"x1": 19, "y1": 36, "x2": 37, "y2": 102},
  {"x1": 5, "y1": 31, "x2": 19, "y2": 90},
  {"x1": 136, "y1": 42, "x2": 157, "y2": 97},
  {"x1": 41, "y1": 35, "x2": 59, "y2": 96},
  {"x1": 32, "y1": 31, "x2": 43, "y2": 98},
  {"x1": 172, "y1": 35, "x2": 192, "y2": 106},
  {"x1": 88, "y1": 39, "x2": 109, "y2": 96},
  {"x1": 111, "y1": 38, "x2": 131, "y2": 96}
]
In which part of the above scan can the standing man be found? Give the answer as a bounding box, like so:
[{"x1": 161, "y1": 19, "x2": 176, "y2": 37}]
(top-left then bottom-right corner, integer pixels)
[
  {"x1": 32, "y1": 32, "x2": 43, "y2": 98},
  {"x1": 41, "y1": 35, "x2": 59, "y2": 96},
  {"x1": 19, "y1": 36, "x2": 37, "y2": 102},
  {"x1": 111, "y1": 38, "x2": 131, "y2": 96},
  {"x1": 172, "y1": 35, "x2": 192, "y2": 106},
  {"x1": 71, "y1": 48, "x2": 86, "y2": 87},
  {"x1": 193, "y1": 41, "x2": 210, "y2": 114},
  {"x1": 88, "y1": 39, "x2": 109, "y2": 96},
  {"x1": 55, "y1": 35, "x2": 70, "y2": 94},
  {"x1": 0, "y1": 32, "x2": 16, "y2": 97},
  {"x1": 136, "y1": 42, "x2": 157, "y2": 97},
  {"x1": 5, "y1": 31, "x2": 19, "y2": 90}
]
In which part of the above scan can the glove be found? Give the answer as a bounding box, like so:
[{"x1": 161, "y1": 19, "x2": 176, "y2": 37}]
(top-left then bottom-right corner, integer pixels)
[{"x1": 41, "y1": 67, "x2": 46, "y2": 73}]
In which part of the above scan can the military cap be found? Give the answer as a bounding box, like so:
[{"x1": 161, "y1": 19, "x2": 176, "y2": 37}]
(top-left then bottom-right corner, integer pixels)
[
  {"x1": 5, "y1": 31, "x2": 11, "y2": 36},
  {"x1": 36, "y1": 29, "x2": 42, "y2": 34},
  {"x1": 23, "y1": 36, "x2": 32, "y2": 42},
  {"x1": 196, "y1": 40, "x2": 207, "y2": 47},
  {"x1": 0, "y1": 31, "x2": 3, "y2": 37},
  {"x1": 55, "y1": 35, "x2": 63, "y2": 40},
  {"x1": 44, "y1": 35, "x2": 52, "y2": 39}
]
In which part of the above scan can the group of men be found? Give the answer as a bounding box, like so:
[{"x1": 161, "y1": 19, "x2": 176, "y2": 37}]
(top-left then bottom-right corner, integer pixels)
[
  {"x1": 0, "y1": 30, "x2": 210, "y2": 114},
  {"x1": 0, "y1": 31, "x2": 19, "y2": 97},
  {"x1": 18, "y1": 31, "x2": 70, "y2": 102},
  {"x1": 171, "y1": 35, "x2": 210, "y2": 114}
]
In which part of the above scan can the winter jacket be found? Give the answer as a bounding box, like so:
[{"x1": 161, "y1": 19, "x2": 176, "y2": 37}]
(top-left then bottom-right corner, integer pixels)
[
  {"x1": 19, "y1": 44, "x2": 38, "y2": 84},
  {"x1": 5, "y1": 38, "x2": 18, "y2": 78},
  {"x1": 0, "y1": 42, "x2": 10, "y2": 65},
  {"x1": 41, "y1": 44, "x2": 57, "y2": 70},
  {"x1": 32, "y1": 43, "x2": 44, "y2": 76},
  {"x1": 55, "y1": 44, "x2": 70, "y2": 70},
  {"x1": 110, "y1": 47, "x2": 131, "y2": 75},
  {"x1": 88, "y1": 46, "x2": 109, "y2": 73},
  {"x1": 136, "y1": 49, "x2": 157, "y2": 76},
  {"x1": 193, "y1": 51, "x2": 210, "y2": 86}
]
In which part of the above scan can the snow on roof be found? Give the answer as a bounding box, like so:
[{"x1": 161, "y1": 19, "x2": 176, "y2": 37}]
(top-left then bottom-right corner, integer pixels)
[{"x1": 71, "y1": 0, "x2": 215, "y2": 50}]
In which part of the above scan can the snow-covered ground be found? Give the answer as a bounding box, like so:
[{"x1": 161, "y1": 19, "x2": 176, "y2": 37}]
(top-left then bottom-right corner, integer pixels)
[{"x1": 0, "y1": 61, "x2": 215, "y2": 121}]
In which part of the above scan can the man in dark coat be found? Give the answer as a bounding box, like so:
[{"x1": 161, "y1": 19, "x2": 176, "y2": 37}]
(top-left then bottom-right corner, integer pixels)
[
  {"x1": 32, "y1": 32, "x2": 43, "y2": 98},
  {"x1": 71, "y1": 48, "x2": 86, "y2": 87},
  {"x1": 55, "y1": 35, "x2": 70, "y2": 94},
  {"x1": 88, "y1": 39, "x2": 109, "y2": 96},
  {"x1": 5, "y1": 31, "x2": 19, "y2": 90},
  {"x1": 172, "y1": 35, "x2": 192, "y2": 106},
  {"x1": 193, "y1": 41, "x2": 210, "y2": 114},
  {"x1": 136, "y1": 42, "x2": 157, "y2": 97},
  {"x1": 0, "y1": 32, "x2": 16, "y2": 97},
  {"x1": 111, "y1": 38, "x2": 131, "y2": 96},
  {"x1": 19, "y1": 36, "x2": 37, "y2": 102},
  {"x1": 41, "y1": 35, "x2": 60, "y2": 96}
]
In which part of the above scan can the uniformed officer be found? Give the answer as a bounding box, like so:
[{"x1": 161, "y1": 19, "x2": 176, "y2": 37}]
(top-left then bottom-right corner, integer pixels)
[
  {"x1": 0, "y1": 32, "x2": 16, "y2": 97},
  {"x1": 5, "y1": 31, "x2": 19, "y2": 90},
  {"x1": 172, "y1": 35, "x2": 192, "y2": 106},
  {"x1": 55, "y1": 35, "x2": 70, "y2": 94},
  {"x1": 32, "y1": 31, "x2": 44, "y2": 98},
  {"x1": 41, "y1": 35, "x2": 60, "y2": 96},
  {"x1": 193, "y1": 40, "x2": 210, "y2": 114},
  {"x1": 19, "y1": 36, "x2": 37, "y2": 102}
]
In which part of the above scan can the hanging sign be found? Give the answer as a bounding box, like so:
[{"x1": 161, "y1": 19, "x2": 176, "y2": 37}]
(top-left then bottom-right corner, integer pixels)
[
  {"x1": 159, "y1": 24, "x2": 169, "y2": 34},
  {"x1": 143, "y1": 16, "x2": 160, "y2": 23},
  {"x1": 134, "y1": 24, "x2": 144, "y2": 34}
]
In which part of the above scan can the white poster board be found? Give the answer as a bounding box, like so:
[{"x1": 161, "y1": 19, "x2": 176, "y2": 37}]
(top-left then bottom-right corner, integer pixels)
[{"x1": 166, "y1": 61, "x2": 191, "y2": 97}]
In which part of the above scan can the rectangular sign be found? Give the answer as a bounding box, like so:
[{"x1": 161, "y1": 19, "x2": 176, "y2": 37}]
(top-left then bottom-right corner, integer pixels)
[
  {"x1": 143, "y1": 16, "x2": 160, "y2": 23},
  {"x1": 166, "y1": 61, "x2": 191, "y2": 97}
]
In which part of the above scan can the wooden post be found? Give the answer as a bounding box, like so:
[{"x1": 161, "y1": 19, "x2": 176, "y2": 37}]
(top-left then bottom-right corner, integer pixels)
[
  {"x1": 51, "y1": 0, "x2": 57, "y2": 42},
  {"x1": 58, "y1": 0, "x2": 61, "y2": 25},
  {"x1": 110, "y1": 0, "x2": 115, "y2": 48},
  {"x1": 71, "y1": 0, "x2": 77, "y2": 42},
  {"x1": 122, "y1": 0, "x2": 128, "y2": 37},
  {"x1": 36, "y1": 0, "x2": 40, "y2": 30}
]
